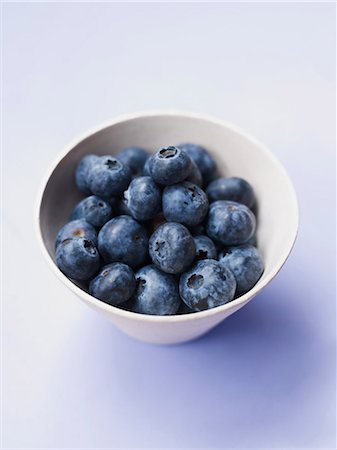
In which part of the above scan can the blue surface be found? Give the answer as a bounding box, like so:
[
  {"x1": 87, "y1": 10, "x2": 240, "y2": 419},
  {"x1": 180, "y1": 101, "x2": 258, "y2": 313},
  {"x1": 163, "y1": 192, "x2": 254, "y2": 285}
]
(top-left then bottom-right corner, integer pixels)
[{"x1": 3, "y1": 2, "x2": 336, "y2": 448}]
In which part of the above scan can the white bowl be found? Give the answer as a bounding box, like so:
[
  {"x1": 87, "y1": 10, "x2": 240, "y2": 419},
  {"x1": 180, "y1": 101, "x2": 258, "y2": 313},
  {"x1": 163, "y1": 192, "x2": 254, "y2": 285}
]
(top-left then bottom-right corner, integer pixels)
[{"x1": 36, "y1": 111, "x2": 299, "y2": 345}]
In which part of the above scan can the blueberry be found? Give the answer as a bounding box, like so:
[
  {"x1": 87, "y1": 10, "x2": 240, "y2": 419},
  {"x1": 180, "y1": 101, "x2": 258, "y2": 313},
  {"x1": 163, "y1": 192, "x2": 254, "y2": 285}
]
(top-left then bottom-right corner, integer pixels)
[
  {"x1": 130, "y1": 265, "x2": 181, "y2": 315},
  {"x1": 56, "y1": 238, "x2": 100, "y2": 281},
  {"x1": 88, "y1": 156, "x2": 131, "y2": 198},
  {"x1": 70, "y1": 196, "x2": 113, "y2": 228},
  {"x1": 162, "y1": 182, "x2": 209, "y2": 227},
  {"x1": 98, "y1": 215, "x2": 149, "y2": 268},
  {"x1": 116, "y1": 147, "x2": 149, "y2": 177},
  {"x1": 148, "y1": 146, "x2": 192, "y2": 185},
  {"x1": 179, "y1": 259, "x2": 236, "y2": 311},
  {"x1": 75, "y1": 154, "x2": 99, "y2": 194},
  {"x1": 124, "y1": 176, "x2": 161, "y2": 221},
  {"x1": 206, "y1": 177, "x2": 256, "y2": 209},
  {"x1": 186, "y1": 159, "x2": 203, "y2": 187},
  {"x1": 55, "y1": 219, "x2": 97, "y2": 249},
  {"x1": 89, "y1": 262, "x2": 136, "y2": 306},
  {"x1": 219, "y1": 245, "x2": 264, "y2": 295},
  {"x1": 149, "y1": 222, "x2": 195, "y2": 274},
  {"x1": 206, "y1": 200, "x2": 256, "y2": 245},
  {"x1": 193, "y1": 235, "x2": 217, "y2": 260},
  {"x1": 178, "y1": 143, "x2": 217, "y2": 184}
]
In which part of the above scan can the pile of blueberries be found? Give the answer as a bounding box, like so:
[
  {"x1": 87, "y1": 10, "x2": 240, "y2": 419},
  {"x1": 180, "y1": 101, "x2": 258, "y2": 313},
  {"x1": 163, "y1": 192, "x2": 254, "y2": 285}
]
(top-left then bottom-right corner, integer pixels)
[{"x1": 55, "y1": 144, "x2": 264, "y2": 315}]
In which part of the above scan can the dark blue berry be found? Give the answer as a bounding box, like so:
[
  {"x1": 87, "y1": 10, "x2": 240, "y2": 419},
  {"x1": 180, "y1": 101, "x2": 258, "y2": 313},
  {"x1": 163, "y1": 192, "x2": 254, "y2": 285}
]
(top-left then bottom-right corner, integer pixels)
[
  {"x1": 98, "y1": 215, "x2": 149, "y2": 268},
  {"x1": 206, "y1": 177, "x2": 256, "y2": 208},
  {"x1": 70, "y1": 196, "x2": 113, "y2": 228},
  {"x1": 131, "y1": 265, "x2": 181, "y2": 315},
  {"x1": 55, "y1": 219, "x2": 97, "y2": 249},
  {"x1": 206, "y1": 200, "x2": 256, "y2": 245},
  {"x1": 124, "y1": 176, "x2": 161, "y2": 221},
  {"x1": 163, "y1": 182, "x2": 209, "y2": 227},
  {"x1": 179, "y1": 259, "x2": 236, "y2": 311},
  {"x1": 89, "y1": 262, "x2": 136, "y2": 306},
  {"x1": 56, "y1": 238, "x2": 100, "y2": 280},
  {"x1": 148, "y1": 146, "x2": 192, "y2": 185},
  {"x1": 116, "y1": 147, "x2": 149, "y2": 177},
  {"x1": 219, "y1": 244, "x2": 264, "y2": 295},
  {"x1": 88, "y1": 156, "x2": 131, "y2": 198},
  {"x1": 75, "y1": 154, "x2": 99, "y2": 194},
  {"x1": 178, "y1": 143, "x2": 217, "y2": 184},
  {"x1": 149, "y1": 222, "x2": 195, "y2": 274}
]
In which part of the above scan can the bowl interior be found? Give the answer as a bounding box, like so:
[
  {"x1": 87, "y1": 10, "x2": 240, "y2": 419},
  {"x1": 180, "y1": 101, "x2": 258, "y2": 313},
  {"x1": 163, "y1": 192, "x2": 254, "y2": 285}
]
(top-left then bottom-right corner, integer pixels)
[{"x1": 39, "y1": 113, "x2": 298, "y2": 308}]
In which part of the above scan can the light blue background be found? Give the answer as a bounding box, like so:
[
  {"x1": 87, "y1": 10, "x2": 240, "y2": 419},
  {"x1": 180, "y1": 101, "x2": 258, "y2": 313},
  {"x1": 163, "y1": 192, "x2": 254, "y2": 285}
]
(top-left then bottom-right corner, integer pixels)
[{"x1": 3, "y1": 2, "x2": 336, "y2": 449}]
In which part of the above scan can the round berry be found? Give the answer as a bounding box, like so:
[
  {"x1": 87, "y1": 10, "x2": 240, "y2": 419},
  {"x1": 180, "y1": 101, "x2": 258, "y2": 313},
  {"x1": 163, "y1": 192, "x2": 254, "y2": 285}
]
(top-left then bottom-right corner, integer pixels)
[
  {"x1": 55, "y1": 219, "x2": 97, "y2": 249},
  {"x1": 124, "y1": 176, "x2": 161, "y2": 221},
  {"x1": 75, "y1": 154, "x2": 99, "y2": 194},
  {"x1": 56, "y1": 238, "x2": 100, "y2": 280},
  {"x1": 70, "y1": 196, "x2": 113, "y2": 228},
  {"x1": 162, "y1": 182, "x2": 209, "y2": 227},
  {"x1": 149, "y1": 222, "x2": 196, "y2": 274},
  {"x1": 131, "y1": 265, "x2": 181, "y2": 315},
  {"x1": 148, "y1": 146, "x2": 192, "y2": 185},
  {"x1": 206, "y1": 177, "x2": 256, "y2": 208},
  {"x1": 89, "y1": 263, "x2": 136, "y2": 306},
  {"x1": 98, "y1": 215, "x2": 149, "y2": 268},
  {"x1": 116, "y1": 147, "x2": 149, "y2": 177},
  {"x1": 206, "y1": 200, "x2": 256, "y2": 245},
  {"x1": 179, "y1": 259, "x2": 236, "y2": 311},
  {"x1": 88, "y1": 155, "x2": 131, "y2": 198},
  {"x1": 219, "y1": 245, "x2": 264, "y2": 295},
  {"x1": 178, "y1": 143, "x2": 217, "y2": 183}
]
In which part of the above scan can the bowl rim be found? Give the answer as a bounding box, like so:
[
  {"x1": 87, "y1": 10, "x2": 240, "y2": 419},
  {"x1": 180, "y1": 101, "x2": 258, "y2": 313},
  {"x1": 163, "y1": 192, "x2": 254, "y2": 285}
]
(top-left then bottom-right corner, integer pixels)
[{"x1": 35, "y1": 109, "x2": 299, "y2": 323}]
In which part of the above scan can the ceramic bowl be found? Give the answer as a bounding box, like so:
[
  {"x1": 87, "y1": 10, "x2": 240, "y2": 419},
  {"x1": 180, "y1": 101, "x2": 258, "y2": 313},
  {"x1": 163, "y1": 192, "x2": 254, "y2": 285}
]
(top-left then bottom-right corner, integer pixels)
[{"x1": 36, "y1": 111, "x2": 299, "y2": 344}]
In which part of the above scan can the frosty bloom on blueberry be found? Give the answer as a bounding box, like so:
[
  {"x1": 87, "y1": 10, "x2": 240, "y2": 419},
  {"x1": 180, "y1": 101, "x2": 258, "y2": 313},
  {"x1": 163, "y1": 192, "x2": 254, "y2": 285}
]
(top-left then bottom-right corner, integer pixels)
[
  {"x1": 148, "y1": 146, "x2": 192, "y2": 185},
  {"x1": 162, "y1": 181, "x2": 209, "y2": 227},
  {"x1": 54, "y1": 141, "x2": 264, "y2": 314},
  {"x1": 149, "y1": 222, "x2": 196, "y2": 274}
]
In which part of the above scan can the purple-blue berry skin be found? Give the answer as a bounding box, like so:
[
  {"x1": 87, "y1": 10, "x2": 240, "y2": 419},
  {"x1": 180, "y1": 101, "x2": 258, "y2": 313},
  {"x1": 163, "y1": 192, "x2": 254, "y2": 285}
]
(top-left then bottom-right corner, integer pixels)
[
  {"x1": 219, "y1": 245, "x2": 264, "y2": 295},
  {"x1": 149, "y1": 222, "x2": 196, "y2": 274},
  {"x1": 148, "y1": 146, "x2": 192, "y2": 185},
  {"x1": 88, "y1": 156, "x2": 131, "y2": 198},
  {"x1": 89, "y1": 262, "x2": 136, "y2": 306},
  {"x1": 193, "y1": 235, "x2": 217, "y2": 260},
  {"x1": 124, "y1": 176, "x2": 161, "y2": 221},
  {"x1": 186, "y1": 159, "x2": 203, "y2": 187},
  {"x1": 162, "y1": 182, "x2": 209, "y2": 227},
  {"x1": 116, "y1": 147, "x2": 149, "y2": 177},
  {"x1": 98, "y1": 215, "x2": 149, "y2": 268},
  {"x1": 55, "y1": 219, "x2": 97, "y2": 249},
  {"x1": 75, "y1": 154, "x2": 99, "y2": 194},
  {"x1": 206, "y1": 200, "x2": 256, "y2": 246},
  {"x1": 179, "y1": 259, "x2": 236, "y2": 311},
  {"x1": 130, "y1": 265, "x2": 181, "y2": 315},
  {"x1": 56, "y1": 238, "x2": 100, "y2": 281},
  {"x1": 206, "y1": 177, "x2": 256, "y2": 209},
  {"x1": 178, "y1": 143, "x2": 217, "y2": 184},
  {"x1": 70, "y1": 196, "x2": 113, "y2": 228}
]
